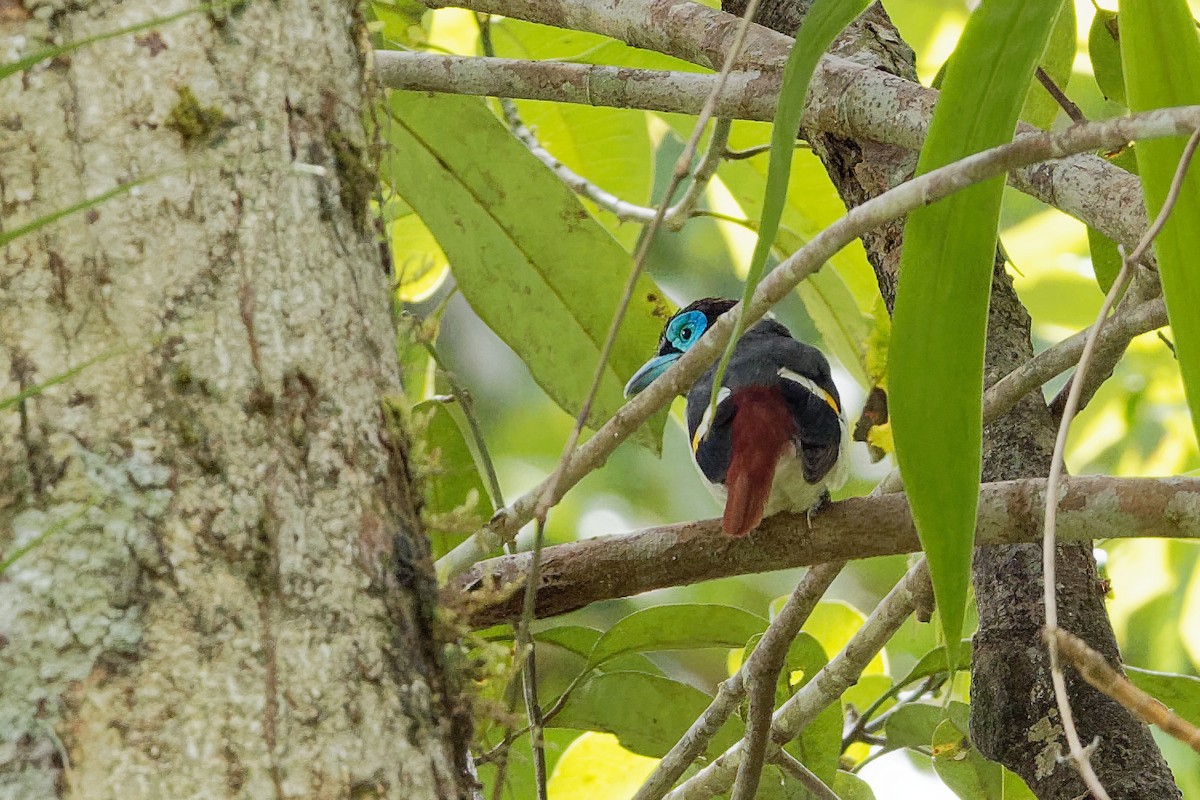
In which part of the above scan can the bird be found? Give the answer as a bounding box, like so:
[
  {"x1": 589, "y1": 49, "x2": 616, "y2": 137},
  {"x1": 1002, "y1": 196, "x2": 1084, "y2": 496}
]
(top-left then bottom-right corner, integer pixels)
[{"x1": 624, "y1": 298, "x2": 849, "y2": 537}]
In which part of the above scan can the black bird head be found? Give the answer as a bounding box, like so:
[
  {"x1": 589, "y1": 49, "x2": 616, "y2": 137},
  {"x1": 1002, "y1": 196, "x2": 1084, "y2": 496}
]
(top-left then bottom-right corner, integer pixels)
[{"x1": 623, "y1": 298, "x2": 736, "y2": 397}]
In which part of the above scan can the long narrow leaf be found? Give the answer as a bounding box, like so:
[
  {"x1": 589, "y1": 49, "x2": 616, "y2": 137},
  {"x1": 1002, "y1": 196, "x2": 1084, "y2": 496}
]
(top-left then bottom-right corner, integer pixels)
[
  {"x1": 384, "y1": 91, "x2": 668, "y2": 449},
  {"x1": 709, "y1": 0, "x2": 871, "y2": 407},
  {"x1": 1121, "y1": 0, "x2": 1200, "y2": 450},
  {"x1": 890, "y1": 0, "x2": 1064, "y2": 661}
]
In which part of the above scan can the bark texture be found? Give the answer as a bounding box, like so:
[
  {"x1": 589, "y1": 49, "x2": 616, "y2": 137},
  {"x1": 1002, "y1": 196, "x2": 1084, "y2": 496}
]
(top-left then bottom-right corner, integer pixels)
[
  {"x1": 723, "y1": 1, "x2": 1179, "y2": 797},
  {"x1": 0, "y1": 2, "x2": 467, "y2": 799}
]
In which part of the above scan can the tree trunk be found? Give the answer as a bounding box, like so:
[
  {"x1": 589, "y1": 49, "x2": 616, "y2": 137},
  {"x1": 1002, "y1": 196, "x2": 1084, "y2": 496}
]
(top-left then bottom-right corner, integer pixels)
[
  {"x1": 723, "y1": 1, "x2": 1179, "y2": 797},
  {"x1": 0, "y1": 3, "x2": 468, "y2": 798}
]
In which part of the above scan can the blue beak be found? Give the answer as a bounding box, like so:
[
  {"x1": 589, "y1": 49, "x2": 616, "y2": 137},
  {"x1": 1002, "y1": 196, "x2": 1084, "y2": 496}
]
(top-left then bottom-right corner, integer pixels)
[{"x1": 624, "y1": 352, "x2": 680, "y2": 397}]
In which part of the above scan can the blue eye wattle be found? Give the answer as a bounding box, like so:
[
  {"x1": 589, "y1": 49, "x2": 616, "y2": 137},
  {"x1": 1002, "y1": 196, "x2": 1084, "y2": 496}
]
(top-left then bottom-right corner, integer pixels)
[{"x1": 667, "y1": 309, "x2": 708, "y2": 352}]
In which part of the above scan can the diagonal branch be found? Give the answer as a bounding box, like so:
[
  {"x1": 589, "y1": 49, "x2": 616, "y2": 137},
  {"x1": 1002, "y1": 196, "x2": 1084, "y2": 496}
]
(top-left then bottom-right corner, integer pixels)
[
  {"x1": 446, "y1": 476, "x2": 1200, "y2": 628},
  {"x1": 435, "y1": 105, "x2": 1200, "y2": 581}
]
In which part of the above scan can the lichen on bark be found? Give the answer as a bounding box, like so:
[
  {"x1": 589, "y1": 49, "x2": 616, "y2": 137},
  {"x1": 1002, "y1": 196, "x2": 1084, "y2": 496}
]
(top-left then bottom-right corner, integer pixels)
[{"x1": 0, "y1": 2, "x2": 468, "y2": 798}]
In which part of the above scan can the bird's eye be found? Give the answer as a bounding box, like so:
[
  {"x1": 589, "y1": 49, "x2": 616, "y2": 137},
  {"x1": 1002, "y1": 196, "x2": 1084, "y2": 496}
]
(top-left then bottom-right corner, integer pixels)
[{"x1": 680, "y1": 326, "x2": 693, "y2": 341}]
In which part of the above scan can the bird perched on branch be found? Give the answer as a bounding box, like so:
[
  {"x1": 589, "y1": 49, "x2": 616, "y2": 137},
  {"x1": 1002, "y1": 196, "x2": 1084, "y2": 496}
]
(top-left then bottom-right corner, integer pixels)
[{"x1": 625, "y1": 298, "x2": 849, "y2": 537}]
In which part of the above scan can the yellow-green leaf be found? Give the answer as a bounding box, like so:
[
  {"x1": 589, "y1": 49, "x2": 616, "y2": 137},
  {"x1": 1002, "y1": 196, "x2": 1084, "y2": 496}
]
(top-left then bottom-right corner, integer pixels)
[
  {"x1": 384, "y1": 91, "x2": 670, "y2": 449},
  {"x1": 1121, "y1": 0, "x2": 1200, "y2": 452}
]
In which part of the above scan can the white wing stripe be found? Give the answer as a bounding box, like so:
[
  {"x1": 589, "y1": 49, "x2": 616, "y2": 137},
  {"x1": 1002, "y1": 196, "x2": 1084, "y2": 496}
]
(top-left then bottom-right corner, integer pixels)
[
  {"x1": 692, "y1": 386, "x2": 731, "y2": 452},
  {"x1": 777, "y1": 368, "x2": 843, "y2": 418}
]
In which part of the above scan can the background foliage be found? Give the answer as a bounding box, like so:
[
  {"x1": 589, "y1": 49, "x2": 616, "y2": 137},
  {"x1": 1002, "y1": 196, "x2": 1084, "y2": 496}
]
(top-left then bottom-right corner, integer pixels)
[{"x1": 375, "y1": 1, "x2": 1200, "y2": 797}]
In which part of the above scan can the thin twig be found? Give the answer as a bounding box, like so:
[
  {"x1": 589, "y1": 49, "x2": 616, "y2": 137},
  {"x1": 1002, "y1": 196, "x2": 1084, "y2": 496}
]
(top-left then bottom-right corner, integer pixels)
[
  {"x1": 665, "y1": 559, "x2": 932, "y2": 800},
  {"x1": 1035, "y1": 67, "x2": 1086, "y2": 124},
  {"x1": 632, "y1": 562, "x2": 844, "y2": 800},
  {"x1": 513, "y1": 517, "x2": 550, "y2": 800},
  {"x1": 421, "y1": 341, "x2": 506, "y2": 510},
  {"x1": 766, "y1": 750, "x2": 841, "y2": 800},
  {"x1": 435, "y1": 104, "x2": 1200, "y2": 580},
  {"x1": 1048, "y1": 628, "x2": 1200, "y2": 754},
  {"x1": 476, "y1": 19, "x2": 733, "y2": 228},
  {"x1": 1041, "y1": 126, "x2": 1200, "y2": 800},
  {"x1": 532, "y1": 0, "x2": 765, "y2": 525},
  {"x1": 724, "y1": 141, "x2": 811, "y2": 160}
]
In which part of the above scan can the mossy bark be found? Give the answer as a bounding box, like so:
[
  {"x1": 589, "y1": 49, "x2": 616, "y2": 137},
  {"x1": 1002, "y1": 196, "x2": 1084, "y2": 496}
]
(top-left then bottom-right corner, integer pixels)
[{"x1": 0, "y1": 2, "x2": 468, "y2": 798}]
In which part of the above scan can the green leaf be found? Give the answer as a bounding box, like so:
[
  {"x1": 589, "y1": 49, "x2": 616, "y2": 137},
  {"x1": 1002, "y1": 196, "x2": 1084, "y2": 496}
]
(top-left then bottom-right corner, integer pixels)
[
  {"x1": 384, "y1": 91, "x2": 670, "y2": 449},
  {"x1": 1121, "y1": 0, "x2": 1200, "y2": 453},
  {"x1": 711, "y1": 0, "x2": 872, "y2": 403},
  {"x1": 534, "y1": 625, "x2": 663, "y2": 675},
  {"x1": 1088, "y1": 9, "x2": 1126, "y2": 106},
  {"x1": 884, "y1": 703, "x2": 944, "y2": 750},
  {"x1": 896, "y1": 640, "x2": 973, "y2": 687},
  {"x1": 550, "y1": 671, "x2": 743, "y2": 758},
  {"x1": 890, "y1": 0, "x2": 1064, "y2": 668},
  {"x1": 1126, "y1": 667, "x2": 1200, "y2": 728},
  {"x1": 1020, "y1": 1, "x2": 1076, "y2": 128},
  {"x1": 587, "y1": 604, "x2": 766, "y2": 668},
  {"x1": 930, "y1": 711, "x2": 1037, "y2": 800},
  {"x1": 833, "y1": 770, "x2": 877, "y2": 800},
  {"x1": 800, "y1": 600, "x2": 888, "y2": 677},
  {"x1": 779, "y1": 633, "x2": 842, "y2": 786},
  {"x1": 413, "y1": 399, "x2": 491, "y2": 556},
  {"x1": 490, "y1": 19, "x2": 655, "y2": 249}
]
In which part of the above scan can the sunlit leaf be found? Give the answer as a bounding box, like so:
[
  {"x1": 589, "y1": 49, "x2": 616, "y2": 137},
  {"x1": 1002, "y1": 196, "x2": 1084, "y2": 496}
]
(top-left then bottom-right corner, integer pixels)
[
  {"x1": 1020, "y1": 1, "x2": 1075, "y2": 128},
  {"x1": 390, "y1": 212, "x2": 450, "y2": 303},
  {"x1": 799, "y1": 600, "x2": 888, "y2": 676},
  {"x1": 1089, "y1": 9, "x2": 1126, "y2": 106},
  {"x1": 1121, "y1": 0, "x2": 1200, "y2": 452},
  {"x1": 384, "y1": 91, "x2": 670, "y2": 450},
  {"x1": 550, "y1": 671, "x2": 743, "y2": 758},
  {"x1": 779, "y1": 633, "x2": 841, "y2": 786},
  {"x1": 547, "y1": 732, "x2": 660, "y2": 800},
  {"x1": 587, "y1": 604, "x2": 766, "y2": 668},
  {"x1": 890, "y1": 0, "x2": 1064, "y2": 667},
  {"x1": 370, "y1": 0, "x2": 427, "y2": 47}
]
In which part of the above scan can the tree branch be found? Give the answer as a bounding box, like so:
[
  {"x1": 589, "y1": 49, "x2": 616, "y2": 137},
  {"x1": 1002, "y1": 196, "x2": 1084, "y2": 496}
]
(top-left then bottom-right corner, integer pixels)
[
  {"x1": 632, "y1": 562, "x2": 843, "y2": 800},
  {"x1": 664, "y1": 559, "x2": 933, "y2": 800},
  {"x1": 409, "y1": 0, "x2": 1149, "y2": 251},
  {"x1": 446, "y1": 476, "x2": 1200, "y2": 628},
  {"x1": 435, "y1": 105, "x2": 1200, "y2": 581},
  {"x1": 375, "y1": 52, "x2": 779, "y2": 123},
  {"x1": 1049, "y1": 628, "x2": 1200, "y2": 755},
  {"x1": 985, "y1": 296, "x2": 1166, "y2": 421}
]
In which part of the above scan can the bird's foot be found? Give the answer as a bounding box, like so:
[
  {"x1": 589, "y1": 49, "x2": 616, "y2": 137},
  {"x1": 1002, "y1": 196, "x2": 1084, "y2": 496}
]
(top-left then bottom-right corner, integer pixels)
[{"x1": 805, "y1": 490, "x2": 832, "y2": 529}]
